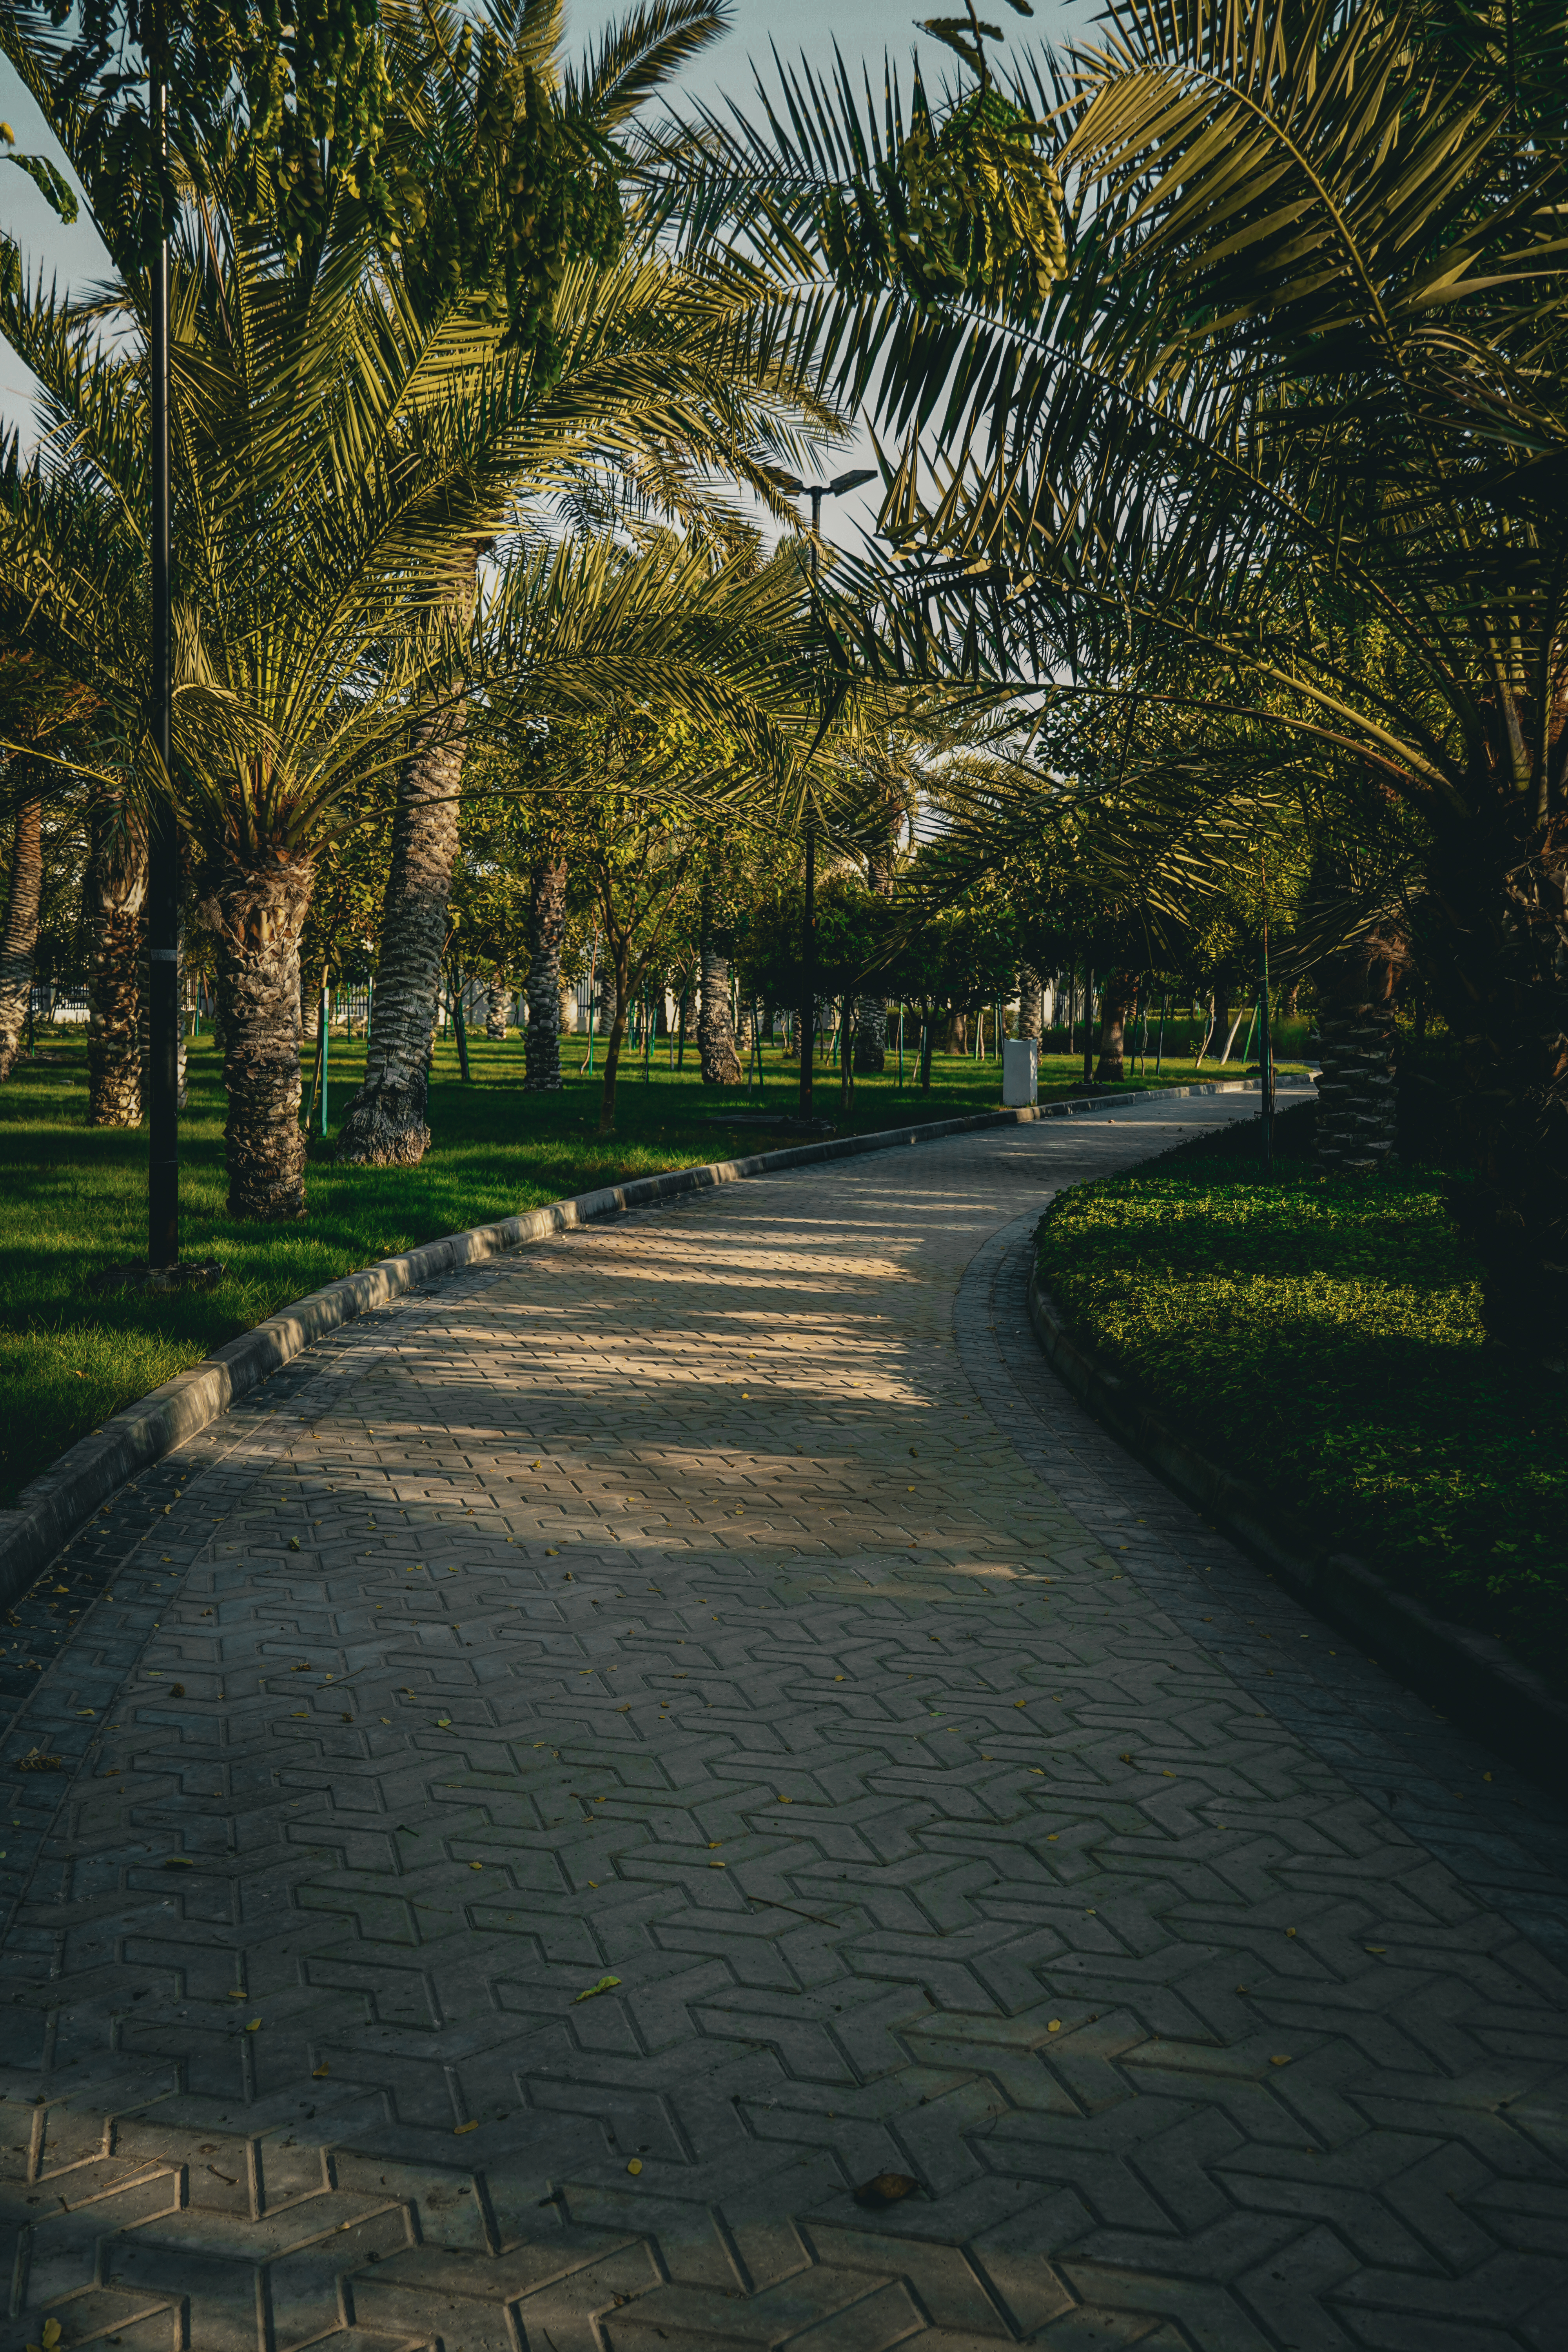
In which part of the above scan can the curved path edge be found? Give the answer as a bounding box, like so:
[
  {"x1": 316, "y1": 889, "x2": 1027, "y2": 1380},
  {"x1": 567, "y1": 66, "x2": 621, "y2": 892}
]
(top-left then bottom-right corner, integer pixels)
[
  {"x1": 1025, "y1": 1255, "x2": 1568, "y2": 1800},
  {"x1": 0, "y1": 1079, "x2": 1270, "y2": 1613}
]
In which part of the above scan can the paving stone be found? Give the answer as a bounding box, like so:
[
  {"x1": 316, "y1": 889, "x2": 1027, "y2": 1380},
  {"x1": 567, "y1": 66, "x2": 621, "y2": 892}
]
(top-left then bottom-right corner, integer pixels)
[{"x1": 2, "y1": 1101, "x2": 1566, "y2": 2352}]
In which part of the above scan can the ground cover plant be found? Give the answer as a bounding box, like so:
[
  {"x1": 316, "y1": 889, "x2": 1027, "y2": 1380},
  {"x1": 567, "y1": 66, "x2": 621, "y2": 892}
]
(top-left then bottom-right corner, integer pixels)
[
  {"x1": 1035, "y1": 1103, "x2": 1568, "y2": 1690},
  {"x1": 0, "y1": 1029, "x2": 1265, "y2": 1504}
]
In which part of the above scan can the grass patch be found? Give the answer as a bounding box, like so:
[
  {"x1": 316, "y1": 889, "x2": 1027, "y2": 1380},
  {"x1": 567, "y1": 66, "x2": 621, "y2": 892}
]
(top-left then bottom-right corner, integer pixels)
[
  {"x1": 0, "y1": 1028, "x2": 1255, "y2": 1507},
  {"x1": 1035, "y1": 1102, "x2": 1568, "y2": 1690}
]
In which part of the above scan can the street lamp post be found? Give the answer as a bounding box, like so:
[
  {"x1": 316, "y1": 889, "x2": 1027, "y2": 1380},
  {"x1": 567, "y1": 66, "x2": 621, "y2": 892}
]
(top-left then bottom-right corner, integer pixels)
[
  {"x1": 778, "y1": 466, "x2": 875, "y2": 1123},
  {"x1": 146, "y1": 0, "x2": 180, "y2": 1269}
]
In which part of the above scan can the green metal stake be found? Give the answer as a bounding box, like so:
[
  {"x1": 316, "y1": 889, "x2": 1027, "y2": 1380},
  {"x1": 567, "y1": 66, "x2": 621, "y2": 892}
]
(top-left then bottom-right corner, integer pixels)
[{"x1": 319, "y1": 986, "x2": 329, "y2": 1137}]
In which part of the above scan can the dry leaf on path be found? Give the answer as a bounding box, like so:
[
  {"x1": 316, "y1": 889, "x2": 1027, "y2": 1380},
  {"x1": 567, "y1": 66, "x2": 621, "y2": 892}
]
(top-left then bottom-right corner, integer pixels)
[{"x1": 853, "y1": 2172, "x2": 919, "y2": 2209}]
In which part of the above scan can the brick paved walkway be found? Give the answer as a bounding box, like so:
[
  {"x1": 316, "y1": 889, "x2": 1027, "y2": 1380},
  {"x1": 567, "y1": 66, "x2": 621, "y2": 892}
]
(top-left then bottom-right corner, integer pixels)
[{"x1": 4, "y1": 1098, "x2": 1566, "y2": 2352}]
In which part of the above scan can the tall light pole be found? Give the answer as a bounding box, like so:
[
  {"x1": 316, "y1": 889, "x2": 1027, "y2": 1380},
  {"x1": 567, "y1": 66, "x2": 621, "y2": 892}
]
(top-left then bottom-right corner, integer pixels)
[
  {"x1": 778, "y1": 466, "x2": 875, "y2": 1123},
  {"x1": 146, "y1": 0, "x2": 180, "y2": 1269}
]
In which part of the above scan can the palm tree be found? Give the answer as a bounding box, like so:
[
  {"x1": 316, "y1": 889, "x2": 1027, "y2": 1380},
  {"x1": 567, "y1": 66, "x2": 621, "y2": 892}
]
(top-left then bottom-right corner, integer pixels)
[
  {"x1": 335, "y1": 0, "x2": 851, "y2": 1164},
  {"x1": 85, "y1": 788, "x2": 147, "y2": 1125},
  {"x1": 0, "y1": 1, "x2": 838, "y2": 1214},
  {"x1": 475, "y1": 523, "x2": 817, "y2": 1125},
  {"x1": 522, "y1": 851, "x2": 569, "y2": 1085},
  {"x1": 0, "y1": 658, "x2": 96, "y2": 1080},
  {"x1": 0, "y1": 792, "x2": 41, "y2": 1079},
  {"x1": 0, "y1": 202, "x2": 539, "y2": 1214},
  {"x1": 835, "y1": 0, "x2": 1568, "y2": 1356}
]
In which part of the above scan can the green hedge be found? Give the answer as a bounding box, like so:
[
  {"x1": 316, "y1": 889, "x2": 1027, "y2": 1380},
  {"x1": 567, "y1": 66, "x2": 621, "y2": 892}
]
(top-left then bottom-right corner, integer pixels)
[{"x1": 1035, "y1": 1103, "x2": 1568, "y2": 1690}]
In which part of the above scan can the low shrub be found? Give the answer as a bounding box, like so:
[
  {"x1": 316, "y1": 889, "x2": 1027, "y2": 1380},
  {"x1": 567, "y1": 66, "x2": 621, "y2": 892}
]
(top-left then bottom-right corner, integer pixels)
[{"x1": 1035, "y1": 1102, "x2": 1568, "y2": 1690}]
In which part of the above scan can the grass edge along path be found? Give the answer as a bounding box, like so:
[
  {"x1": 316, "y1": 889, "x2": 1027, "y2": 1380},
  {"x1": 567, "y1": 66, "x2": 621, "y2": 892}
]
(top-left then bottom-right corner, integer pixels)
[
  {"x1": 1034, "y1": 1101, "x2": 1568, "y2": 1693},
  {"x1": 0, "y1": 1030, "x2": 1291, "y2": 1507}
]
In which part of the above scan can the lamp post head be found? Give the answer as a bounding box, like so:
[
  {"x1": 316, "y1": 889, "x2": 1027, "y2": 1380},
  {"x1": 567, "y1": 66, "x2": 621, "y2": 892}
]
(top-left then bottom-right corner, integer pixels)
[{"x1": 777, "y1": 469, "x2": 877, "y2": 505}]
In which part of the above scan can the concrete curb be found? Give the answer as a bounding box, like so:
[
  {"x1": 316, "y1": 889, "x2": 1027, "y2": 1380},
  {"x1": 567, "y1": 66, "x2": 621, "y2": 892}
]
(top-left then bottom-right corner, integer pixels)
[
  {"x1": 0, "y1": 1076, "x2": 1284, "y2": 1610},
  {"x1": 1025, "y1": 1258, "x2": 1568, "y2": 1800}
]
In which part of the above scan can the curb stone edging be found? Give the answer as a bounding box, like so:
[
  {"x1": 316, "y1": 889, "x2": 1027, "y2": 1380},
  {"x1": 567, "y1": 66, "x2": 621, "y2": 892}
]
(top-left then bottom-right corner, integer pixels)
[
  {"x1": 0, "y1": 1076, "x2": 1294, "y2": 1610},
  {"x1": 1025, "y1": 1256, "x2": 1568, "y2": 1801}
]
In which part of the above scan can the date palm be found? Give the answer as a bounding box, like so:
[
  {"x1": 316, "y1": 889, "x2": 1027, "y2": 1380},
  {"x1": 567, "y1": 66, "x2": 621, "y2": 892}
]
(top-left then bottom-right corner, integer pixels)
[
  {"x1": 332, "y1": 0, "x2": 855, "y2": 1163},
  {"x1": 0, "y1": 2, "x2": 845, "y2": 1214},
  {"x1": 849, "y1": 0, "x2": 1568, "y2": 1357}
]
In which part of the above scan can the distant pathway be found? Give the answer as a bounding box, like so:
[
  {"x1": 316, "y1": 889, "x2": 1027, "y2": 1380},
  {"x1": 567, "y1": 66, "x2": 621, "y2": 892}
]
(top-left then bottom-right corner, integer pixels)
[{"x1": 3, "y1": 1095, "x2": 1566, "y2": 2352}]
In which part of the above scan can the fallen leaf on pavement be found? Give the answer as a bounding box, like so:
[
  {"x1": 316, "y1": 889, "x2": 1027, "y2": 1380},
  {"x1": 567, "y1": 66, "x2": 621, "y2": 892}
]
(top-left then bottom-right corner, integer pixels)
[{"x1": 853, "y1": 2172, "x2": 919, "y2": 2209}]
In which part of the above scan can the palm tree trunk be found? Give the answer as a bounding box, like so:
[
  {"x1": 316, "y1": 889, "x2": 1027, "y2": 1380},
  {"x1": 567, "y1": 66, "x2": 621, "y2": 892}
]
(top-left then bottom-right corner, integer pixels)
[
  {"x1": 524, "y1": 856, "x2": 567, "y2": 1091},
  {"x1": 337, "y1": 709, "x2": 465, "y2": 1165},
  {"x1": 1425, "y1": 795, "x2": 1568, "y2": 1358},
  {"x1": 597, "y1": 930, "x2": 633, "y2": 1135},
  {"x1": 698, "y1": 910, "x2": 741, "y2": 1083},
  {"x1": 853, "y1": 990, "x2": 886, "y2": 1071},
  {"x1": 0, "y1": 794, "x2": 42, "y2": 1080},
  {"x1": 1311, "y1": 918, "x2": 1405, "y2": 1175},
  {"x1": 86, "y1": 793, "x2": 145, "y2": 1125},
  {"x1": 1016, "y1": 962, "x2": 1043, "y2": 1041},
  {"x1": 1094, "y1": 970, "x2": 1136, "y2": 1082},
  {"x1": 200, "y1": 849, "x2": 313, "y2": 1220},
  {"x1": 485, "y1": 979, "x2": 509, "y2": 1041},
  {"x1": 853, "y1": 833, "x2": 893, "y2": 1071}
]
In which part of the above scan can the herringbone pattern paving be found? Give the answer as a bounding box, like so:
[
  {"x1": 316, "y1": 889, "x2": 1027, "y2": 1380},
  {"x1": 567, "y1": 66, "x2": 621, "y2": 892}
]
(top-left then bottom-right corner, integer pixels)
[{"x1": 3, "y1": 1099, "x2": 1566, "y2": 2352}]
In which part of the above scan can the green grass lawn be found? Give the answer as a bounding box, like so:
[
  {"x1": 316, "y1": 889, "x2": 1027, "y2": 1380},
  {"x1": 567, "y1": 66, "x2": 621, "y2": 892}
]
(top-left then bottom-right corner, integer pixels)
[
  {"x1": 1035, "y1": 1103, "x2": 1568, "y2": 1691},
  {"x1": 0, "y1": 1024, "x2": 1259, "y2": 1508}
]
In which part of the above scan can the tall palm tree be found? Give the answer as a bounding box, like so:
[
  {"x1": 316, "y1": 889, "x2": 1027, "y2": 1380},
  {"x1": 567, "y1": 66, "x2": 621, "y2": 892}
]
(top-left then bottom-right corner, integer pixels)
[
  {"x1": 0, "y1": 191, "x2": 553, "y2": 1215},
  {"x1": 835, "y1": 0, "x2": 1568, "y2": 1357},
  {"x1": 334, "y1": 0, "x2": 851, "y2": 1164},
  {"x1": 0, "y1": 1, "x2": 840, "y2": 1213}
]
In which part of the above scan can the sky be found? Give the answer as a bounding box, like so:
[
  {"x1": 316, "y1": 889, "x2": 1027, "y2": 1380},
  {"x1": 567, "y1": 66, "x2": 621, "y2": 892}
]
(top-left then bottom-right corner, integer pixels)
[{"x1": 0, "y1": 0, "x2": 1089, "y2": 545}]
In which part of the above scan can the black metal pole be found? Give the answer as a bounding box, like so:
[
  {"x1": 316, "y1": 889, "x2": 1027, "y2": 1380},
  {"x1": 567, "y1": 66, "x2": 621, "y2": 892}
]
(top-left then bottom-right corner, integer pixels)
[
  {"x1": 799, "y1": 822, "x2": 816, "y2": 1123},
  {"x1": 147, "y1": 0, "x2": 179, "y2": 1269},
  {"x1": 799, "y1": 484, "x2": 826, "y2": 1127},
  {"x1": 1260, "y1": 935, "x2": 1274, "y2": 1178}
]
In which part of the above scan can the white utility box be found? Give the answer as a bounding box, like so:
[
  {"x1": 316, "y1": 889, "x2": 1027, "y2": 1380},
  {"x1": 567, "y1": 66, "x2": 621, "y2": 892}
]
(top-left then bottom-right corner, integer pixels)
[{"x1": 1002, "y1": 1037, "x2": 1039, "y2": 1107}]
